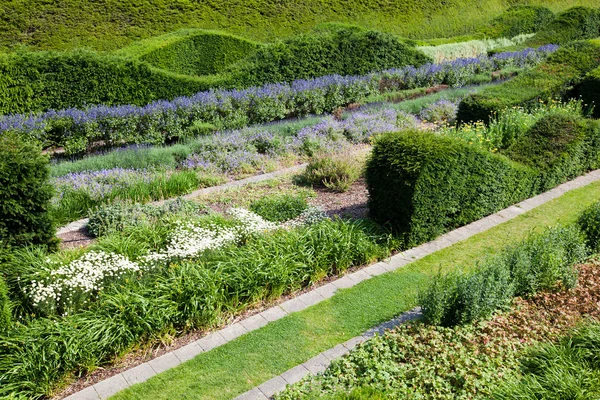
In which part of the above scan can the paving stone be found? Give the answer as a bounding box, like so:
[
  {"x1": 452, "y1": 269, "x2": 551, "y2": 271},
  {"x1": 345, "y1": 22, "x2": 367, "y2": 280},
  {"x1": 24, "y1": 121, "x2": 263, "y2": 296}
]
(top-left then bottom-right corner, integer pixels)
[
  {"x1": 220, "y1": 322, "x2": 249, "y2": 342},
  {"x1": 321, "y1": 344, "x2": 350, "y2": 361},
  {"x1": 240, "y1": 313, "x2": 269, "y2": 332},
  {"x1": 258, "y1": 375, "x2": 288, "y2": 397},
  {"x1": 342, "y1": 335, "x2": 368, "y2": 350},
  {"x1": 122, "y1": 363, "x2": 155, "y2": 385},
  {"x1": 497, "y1": 205, "x2": 525, "y2": 220},
  {"x1": 281, "y1": 365, "x2": 311, "y2": 385},
  {"x1": 296, "y1": 290, "x2": 326, "y2": 307},
  {"x1": 347, "y1": 269, "x2": 371, "y2": 284},
  {"x1": 280, "y1": 297, "x2": 308, "y2": 313},
  {"x1": 197, "y1": 331, "x2": 227, "y2": 351},
  {"x1": 331, "y1": 275, "x2": 355, "y2": 290},
  {"x1": 173, "y1": 341, "x2": 204, "y2": 362},
  {"x1": 260, "y1": 306, "x2": 288, "y2": 322},
  {"x1": 362, "y1": 263, "x2": 389, "y2": 276},
  {"x1": 148, "y1": 352, "x2": 180, "y2": 374},
  {"x1": 63, "y1": 386, "x2": 100, "y2": 400},
  {"x1": 400, "y1": 247, "x2": 429, "y2": 261},
  {"x1": 234, "y1": 388, "x2": 269, "y2": 400},
  {"x1": 93, "y1": 374, "x2": 129, "y2": 399},
  {"x1": 314, "y1": 283, "x2": 337, "y2": 299},
  {"x1": 303, "y1": 353, "x2": 331, "y2": 374}
]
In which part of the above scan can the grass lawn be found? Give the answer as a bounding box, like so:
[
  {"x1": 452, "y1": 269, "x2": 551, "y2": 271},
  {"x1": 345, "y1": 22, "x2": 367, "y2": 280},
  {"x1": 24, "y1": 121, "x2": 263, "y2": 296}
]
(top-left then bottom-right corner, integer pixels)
[{"x1": 111, "y1": 179, "x2": 600, "y2": 400}]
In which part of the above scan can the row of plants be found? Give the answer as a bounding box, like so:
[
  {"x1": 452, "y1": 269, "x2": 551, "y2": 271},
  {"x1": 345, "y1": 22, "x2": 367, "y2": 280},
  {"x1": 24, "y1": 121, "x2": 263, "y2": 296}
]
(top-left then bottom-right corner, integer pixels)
[
  {"x1": 0, "y1": 46, "x2": 556, "y2": 156},
  {"x1": 277, "y1": 199, "x2": 600, "y2": 399}
]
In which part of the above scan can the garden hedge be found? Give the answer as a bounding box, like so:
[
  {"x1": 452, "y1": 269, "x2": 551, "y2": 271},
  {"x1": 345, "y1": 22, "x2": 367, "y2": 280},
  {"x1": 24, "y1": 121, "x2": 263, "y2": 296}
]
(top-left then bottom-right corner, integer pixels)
[
  {"x1": 481, "y1": 5, "x2": 555, "y2": 39},
  {"x1": 457, "y1": 41, "x2": 600, "y2": 124},
  {"x1": 117, "y1": 29, "x2": 261, "y2": 76},
  {"x1": 0, "y1": 133, "x2": 56, "y2": 249},
  {"x1": 526, "y1": 6, "x2": 600, "y2": 46},
  {"x1": 365, "y1": 130, "x2": 537, "y2": 247},
  {"x1": 578, "y1": 66, "x2": 600, "y2": 118},
  {"x1": 226, "y1": 27, "x2": 432, "y2": 87},
  {"x1": 0, "y1": 50, "x2": 224, "y2": 115}
]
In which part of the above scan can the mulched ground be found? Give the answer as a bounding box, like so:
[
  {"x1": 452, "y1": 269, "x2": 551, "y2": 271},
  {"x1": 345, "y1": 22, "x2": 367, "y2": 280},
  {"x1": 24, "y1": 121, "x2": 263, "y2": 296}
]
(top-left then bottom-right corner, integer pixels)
[
  {"x1": 57, "y1": 229, "x2": 95, "y2": 250},
  {"x1": 309, "y1": 178, "x2": 369, "y2": 220}
]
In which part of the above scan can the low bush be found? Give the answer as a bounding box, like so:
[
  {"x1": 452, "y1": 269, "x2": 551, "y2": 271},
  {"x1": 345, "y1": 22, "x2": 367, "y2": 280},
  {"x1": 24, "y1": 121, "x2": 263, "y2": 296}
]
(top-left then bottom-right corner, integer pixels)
[
  {"x1": 366, "y1": 130, "x2": 537, "y2": 246},
  {"x1": 526, "y1": 6, "x2": 600, "y2": 46},
  {"x1": 420, "y1": 225, "x2": 587, "y2": 327},
  {"x1": 0, "y1": 133, "x2": 56, "y2": 249},
  {"x1": 577, "y1": 201, "x2": 600, "y2": 254},
  {"x1": 301, "y1": 152, "x2": 363, "y2": 193},
  {"x1": 482, "y1": 5, "x2": 555, "y2": 38},
  {"x1": 457, "y1": 41, "x2": 600, "y2": 124},
  {"x1": 117, "y1": 29, "x2": 261, "y2": 76},
  {"x1": 249, "y1": 194, "x2": 308, "y2": 222},
  {"x1": 226, "y1": 27, "x2": 431, "y2": 87}
]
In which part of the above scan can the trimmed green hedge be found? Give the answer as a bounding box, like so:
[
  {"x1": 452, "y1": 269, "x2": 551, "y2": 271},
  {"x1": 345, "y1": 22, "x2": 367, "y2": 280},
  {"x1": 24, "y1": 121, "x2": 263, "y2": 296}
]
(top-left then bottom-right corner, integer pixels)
[
  {"x1": 481, "y1": 5, "x2": 555, "y2": 38},
  {"x1": 0, "y1": 50, "x2": 224, "y2": 115},
  {"x1": 365, "y1": 130, "x2": 537, "y2": 247},
  {"x1": 579, "y1": 66, "x2": 600, "y2": 118},
  {"x1": 226, "y1": 27, "x2": 431, "y2": 87},
  {"x1": 526, "y1": 6, "x2": 600, "y2": 46},
  {"x1": 0, "y1": 133, "x2": 56, "y2": 249},
  {"x1": 504, "y1": 112, "x2": 600, "y2": 191},
  {"x1": 457, "y1": 41, "x2": 600, "y2": 124},
  {"x1": 117, "y1": 29, "x2": 261, "y2": 76}
]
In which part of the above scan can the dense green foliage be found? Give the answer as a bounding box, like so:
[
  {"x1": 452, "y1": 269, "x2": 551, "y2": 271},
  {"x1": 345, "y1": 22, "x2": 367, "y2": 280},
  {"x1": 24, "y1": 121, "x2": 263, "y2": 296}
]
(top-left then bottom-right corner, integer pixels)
[
  {"x1": 300, "y1": 152, "x2": 363, "y2": 193},
  {"x1": 495, "y1": 323, "x2": 600, "y2": 399},
  {"x1": 577, "y1": 201, "x2": 600, "y2": 254},
  {"x1": 227, "y1": 27, "x2": 431, "y2": 87},
  {"x1": 0, "y1": 133, "x2": 56, "y2": 249},
  {"x1": 579, "y1": 66, "x2": 600, "y2": 118},
  {"x1": 117, "y1": 29, "x2": 261, "y2": 76},
  {"x1": 504, "y1": 111, "x2": 600, "y2": 190},
  {"x1": 0, "y1": 50, "x2": 222, "y2": 115},
  {"x1": 365, "y1": 130, "x2": 537, "y2": 246},
  {"x1": 526, "y1": 6, "x2": 600, "y2": 46},
  {"x1": 0, "y1": 0, "x2": 594, "y2": 51},
  {"x1": 420, "y1": 226, "x2": 587, "y2": 326},
  {"x1": 0, "y1": 219, "x2": 391, "y2": 398},
  {"x1": 249, "y1": 194, "x2": 309, "y2": 222},
  {"x1": 457, "y1": 41, "x2": 600, "y2": 124},
  {"x1": 482, "y1": 5, "x2": 555, "y2": 38},
  {"x1": 0, "y1": 276, "x2": 11, "y2": 332}
]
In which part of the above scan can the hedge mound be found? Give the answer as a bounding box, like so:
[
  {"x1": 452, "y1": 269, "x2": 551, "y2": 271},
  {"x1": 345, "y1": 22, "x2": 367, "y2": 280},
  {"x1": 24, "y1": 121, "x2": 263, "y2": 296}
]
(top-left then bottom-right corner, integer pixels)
[
  {"x1": 526, "y1": 6, "x2": 600, "y2": 46},
  {"x1": 457, "y1": 41, "x2": 600, "y2": 124},
  {"x1": 481, "y1": 5, "x2": 555, "y2": 38},
  {"x1": 117, "y1": 29, "x2": 261, "y2": 76},
  {"x1": 0, "y1": 50, "x2": 224, "y2": 115},
  {"x1": 0, "y1": 133, "x2": 56, "y2": 249},
  {"x1": 226, "y1": 27, "x2": 431, "y2": 87},
  {"x1": 365, "y1": 130, "x2": 537, "y2": 247}
]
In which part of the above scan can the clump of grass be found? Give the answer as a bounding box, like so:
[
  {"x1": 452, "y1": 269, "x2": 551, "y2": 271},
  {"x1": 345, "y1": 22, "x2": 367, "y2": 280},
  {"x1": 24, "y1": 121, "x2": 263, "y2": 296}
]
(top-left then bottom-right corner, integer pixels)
[
  {"x1": 249, "y1": 194, "x2": 309, "y2": 222},
  {"x1": 299, "y1": 152, "x2": 363, "y2": 192}
]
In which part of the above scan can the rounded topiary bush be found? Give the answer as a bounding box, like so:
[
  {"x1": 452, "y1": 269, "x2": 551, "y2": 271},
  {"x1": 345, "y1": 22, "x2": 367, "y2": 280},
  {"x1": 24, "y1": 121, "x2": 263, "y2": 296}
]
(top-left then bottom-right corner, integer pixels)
[
  {"x1": 578, "y1": 201, "x2": 600, "y2": 253},
  {"x1": 483, "y1": 5, "x2": 555, "y2": 38},
  {"x1": 0, "y1": 133, "x2": 56, "y2": 249},
  {"x1": 527, "y1": 6, "x2": 600, "y2": 45}
]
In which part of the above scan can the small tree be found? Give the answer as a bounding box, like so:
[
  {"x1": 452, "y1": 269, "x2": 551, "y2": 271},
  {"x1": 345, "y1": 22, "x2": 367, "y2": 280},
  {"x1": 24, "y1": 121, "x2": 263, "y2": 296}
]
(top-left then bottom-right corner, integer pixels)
[{"x1": 0, "y1": 133, "x2": 56, "y2": 249}]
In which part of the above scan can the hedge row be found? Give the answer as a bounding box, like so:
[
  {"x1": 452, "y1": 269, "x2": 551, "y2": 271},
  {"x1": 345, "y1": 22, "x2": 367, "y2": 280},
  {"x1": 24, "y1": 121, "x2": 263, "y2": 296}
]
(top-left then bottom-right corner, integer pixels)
[
  {"x1": 366, "y1": 111, "x2": 600, "y2": 247},
  {"x1": 365, "y1": 130, "x2": 537, "y2": 247},
  {"x1": 526, "y1": 6, "x2": 600, "y2": 46},
  {"x1": 481, "y1": 5, "x2": 555, "y2": 39},
  {"x1": 457, "y1": 41, "x2": 600, "y2": 124},
  {"x1": 0, "y1": 50, "x2": 224, "y2": 115},
  {"x1": 116, "y1": 29, "x2": 262, "y2": 76}
]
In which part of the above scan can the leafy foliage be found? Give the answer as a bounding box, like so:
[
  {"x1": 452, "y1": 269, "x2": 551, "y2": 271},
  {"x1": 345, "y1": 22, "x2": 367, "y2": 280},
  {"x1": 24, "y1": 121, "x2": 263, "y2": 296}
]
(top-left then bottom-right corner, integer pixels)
[
  {"x1": 0, "y1": 276, "x2": 11, "y2": 332},
  {"x1": 527, "y1": 6, "x2": 600, "y2": 46},
  {"x1": 365, "y1": 130, "x2": 537, "y2": 246},
  {"x1": 482, "y1": 5, "x2": 555, "y2": 38},
  {"x1": 577, "y1": 201, "x2": 600, "y2": 254},
  {"x1": 578, "y1": 66, "x2": 600, "y2": 118},
  {"x1": 301, "y1": 152, "x2": 363, "y2": 193},
  {"x1": 0, "y1": 133, "x2": 56, "y2": 249}
]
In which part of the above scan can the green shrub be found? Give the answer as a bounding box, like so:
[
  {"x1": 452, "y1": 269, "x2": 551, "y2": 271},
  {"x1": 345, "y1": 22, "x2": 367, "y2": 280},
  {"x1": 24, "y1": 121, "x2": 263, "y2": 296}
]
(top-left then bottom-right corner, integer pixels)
[
  {"x1": 117, "y1": 29, "x2": 261, "y2": 76},
  {"x1": 578, "y1": 66, "x2": 600, "y2": 118},
  {"x1": 526, "y1": 6, "x2": 600, "y2": 46},
  {"x1": 249, "y1": 194, "x2": 308, "y2": 222},
  {"x1": 457, "y1": 41, "x2": 600, "y2": 124},
  {"x1": 365, "y1": 130, "x2": 537, "y2": 247},
  {"x1": 0, "y1": 275, "x2": 11, "y2": 332},
  {"x1": 301, "y1": 152, "x2": 363, "y2": 193},
  {"x1": 577, "y1": 201, "x2": 600, "y2": 253},
  {"x1": 503, "y1": 111, "x2": 597, "y2": 190},
  {"x1": 0, "y1": 49, "x2": 224, "y2": 115},
  {"x1": 482, "y1": 5, "x2": 555, "y2": 38},
  {"x1": 0, "y1": 133, "x2": 56, "y2": 249},
  {"x1": 227, "y1": 27, "x2": 431, "y2": 87}
]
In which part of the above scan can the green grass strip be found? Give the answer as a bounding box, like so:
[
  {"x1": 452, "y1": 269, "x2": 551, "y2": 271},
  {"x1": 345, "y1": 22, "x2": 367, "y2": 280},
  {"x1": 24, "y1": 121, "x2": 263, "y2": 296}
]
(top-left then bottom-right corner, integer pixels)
[{"x1": 112, "y1": 180, "x2": 600, "y2": 400}]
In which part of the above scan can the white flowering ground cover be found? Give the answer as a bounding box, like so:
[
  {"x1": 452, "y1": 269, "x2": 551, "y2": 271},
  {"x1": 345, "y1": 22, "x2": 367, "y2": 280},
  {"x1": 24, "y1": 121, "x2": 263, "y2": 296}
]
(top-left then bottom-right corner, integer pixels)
[{"x1": 25, "y1": 207, "x2": 326, "y2": 316}]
